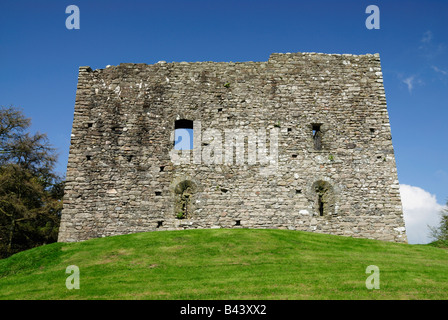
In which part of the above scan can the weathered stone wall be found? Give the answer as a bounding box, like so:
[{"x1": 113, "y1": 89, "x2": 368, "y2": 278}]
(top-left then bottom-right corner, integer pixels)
[{"x1": 58, "y1": 52, "x2": 407, "y2": 243}]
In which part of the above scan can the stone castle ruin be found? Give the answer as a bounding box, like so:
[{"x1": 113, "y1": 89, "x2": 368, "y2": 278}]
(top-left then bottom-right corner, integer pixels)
[{"x1": 58, "y1": 52, "x2": 408, "y2": 243}]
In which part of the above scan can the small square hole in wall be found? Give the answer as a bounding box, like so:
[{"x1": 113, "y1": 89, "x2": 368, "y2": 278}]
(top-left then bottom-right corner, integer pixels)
[
  {"x1": 127, "y1": 155, "x2": 133, "y2": 162},
  {"x1": 218, "y1": 108, "x2": 223, "y2": 112},
  {"x1": 287, "y1": 128, "x2": 292, "y2": 132},
  {"x1": 155, "y1": 191, "x2": 162, "y2": 196},
  {"x1": 235, "y1": 220, "x2": 241, "y2": 226},
  {"x1": 292, "y1": 154, "x2": 298, "y2": 158},
  {"x1": 86, "y1": 155, "x2": 92, "y2": 161},
  {"x1": 112, "y1": 126, "x2": 123, "y2": 134},
  {"x1": 296, "y1": 189, "x2": 302, "y2": 194},
  {"x1": 157, "y1": 221, "x2": 163, "y2": 228},
  {"x1": 370, "y1": 128, "x2": 375, "y2": 134},
  {"x1": 160, "y1": 166, "x2": 165, "y2": 172},
  {"x1": 87, "y1": 123, "x2": 93, "y2": 128}
]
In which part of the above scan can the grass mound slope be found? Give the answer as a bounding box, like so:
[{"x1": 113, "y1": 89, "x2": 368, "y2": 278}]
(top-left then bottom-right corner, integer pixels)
[{"x1": 1, "y1": 228, "x2": 447, "y2": 299}]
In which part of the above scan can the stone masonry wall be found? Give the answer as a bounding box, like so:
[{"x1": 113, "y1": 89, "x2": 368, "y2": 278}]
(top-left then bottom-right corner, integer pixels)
[{"x1": 58, "y1": 52, "x2": 407, "y2": 243}]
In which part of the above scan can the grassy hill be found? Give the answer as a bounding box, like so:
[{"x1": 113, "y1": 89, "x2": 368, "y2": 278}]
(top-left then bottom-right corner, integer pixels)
[{"x1": 0, "y1": 228, "x2": 447, "y2": 300}]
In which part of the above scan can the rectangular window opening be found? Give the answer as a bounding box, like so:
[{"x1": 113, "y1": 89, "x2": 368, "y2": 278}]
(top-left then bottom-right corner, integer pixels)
[{"x1": 174, "y1": 119, "x2": 193, "y2": 150}]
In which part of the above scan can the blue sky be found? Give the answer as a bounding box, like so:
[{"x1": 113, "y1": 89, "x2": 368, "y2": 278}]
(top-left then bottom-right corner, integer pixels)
[{"x1": 1, "y1": 0, "x2": 447, "y2": 243}]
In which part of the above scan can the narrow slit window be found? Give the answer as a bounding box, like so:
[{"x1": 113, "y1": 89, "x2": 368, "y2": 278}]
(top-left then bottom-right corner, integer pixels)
[
  {"x1": 312, "y1": 124, "x2": 322, "y2": 150},
  {"x1": 318, "y1": 194, "x2": 324, "y2": 216},
  {"x1": 174, "y1": 119, "x2": 193, "y2": 150}
]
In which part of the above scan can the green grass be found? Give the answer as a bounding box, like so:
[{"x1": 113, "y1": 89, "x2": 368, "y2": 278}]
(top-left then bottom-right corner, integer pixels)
[{"x1": 0, "y1": 229, "x2": 447, "y2": 299}]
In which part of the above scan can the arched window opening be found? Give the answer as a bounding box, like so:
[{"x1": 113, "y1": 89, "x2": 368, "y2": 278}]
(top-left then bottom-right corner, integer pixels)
[
  {"x1": 174, "y1": 180, "x2": 196, "y2": 219},
  {"x1": 312, "y1": 180, "x2": 335, "y2": 217}
]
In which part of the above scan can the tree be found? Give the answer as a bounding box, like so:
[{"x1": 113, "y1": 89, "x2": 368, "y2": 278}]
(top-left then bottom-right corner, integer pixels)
[
  {"x1": 0, "y1": 106, "x2": 63, "y2": 258},
  {"x1": 429, "y1": 200, "x2": 448, "y2": 244},
  {"x1": 0, "y1": 106, "x2": 57, "y2": 184}
]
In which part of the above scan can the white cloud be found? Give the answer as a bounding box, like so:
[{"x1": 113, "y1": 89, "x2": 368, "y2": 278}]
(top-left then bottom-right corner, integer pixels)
[
  {"x1": 400, "y1": 184, "x2": 444, "y2": 244},
  {"x1": 402, "y1": 76, "x2": 415, "y2": 93},
  {"x1": 400, "y1": 75, "x2": 424, "y2": 94},
  {"x1": 435, "y1": 170, "x2": 448, "y2": 180},
  {"x1": 421, "y1": 30, "x2": 433, "y2": 43},
  {"x1": 431, "y1": 65, "x2": 448, "y2": 76}
]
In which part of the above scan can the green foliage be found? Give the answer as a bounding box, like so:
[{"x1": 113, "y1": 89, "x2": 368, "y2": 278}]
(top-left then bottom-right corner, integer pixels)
[
  {"x1": 223, "y1": 82, "x2": 230, "y2": 88},
  {"x1": 0, "y1": 106, "x2": 57, "y2": 183},
  {"x1": 429, "y1": 200, "x2": 448, "y2": 243},
  {"x1": 176, "y1": 212, "x2": 185, "y2": 219},
  {"x1": 429, "y1": 239, "x2": 448, "y2": 249},
  {"x1": 0, "y1": 106, "x2": 63, "y2": 259}
]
